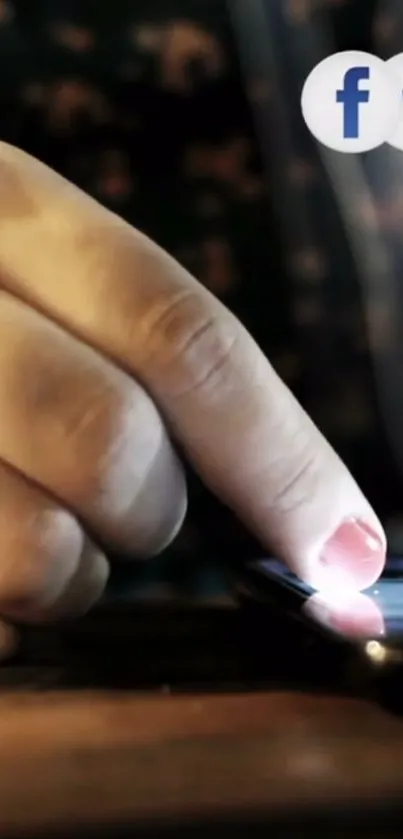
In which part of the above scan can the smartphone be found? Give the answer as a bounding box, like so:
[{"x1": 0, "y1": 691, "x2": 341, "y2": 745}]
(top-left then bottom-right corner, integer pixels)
[{"x1": 236, "y1": 557, "x2": 403, "y2": 684}]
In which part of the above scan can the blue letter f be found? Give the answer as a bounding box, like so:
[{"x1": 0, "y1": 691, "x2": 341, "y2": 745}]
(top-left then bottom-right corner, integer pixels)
[{"x1": 336, "y1": 66, "x2": 370, "y2": 138}]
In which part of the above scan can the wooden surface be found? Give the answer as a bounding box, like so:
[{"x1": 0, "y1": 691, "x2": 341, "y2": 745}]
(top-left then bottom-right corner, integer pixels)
[{"x1": 1, "y1": 688, "x2": 403, "y2": 836}]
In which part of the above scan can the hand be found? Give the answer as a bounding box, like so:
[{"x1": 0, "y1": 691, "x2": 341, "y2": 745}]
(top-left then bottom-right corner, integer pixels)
[{"x1": 0, "y1": 142, "x2": 386, "y2": 645}]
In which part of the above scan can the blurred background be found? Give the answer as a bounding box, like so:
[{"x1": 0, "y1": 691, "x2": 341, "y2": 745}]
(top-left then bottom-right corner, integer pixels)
[{"x1": 1, "y1": 0, "x2": 403, "y2": 598}]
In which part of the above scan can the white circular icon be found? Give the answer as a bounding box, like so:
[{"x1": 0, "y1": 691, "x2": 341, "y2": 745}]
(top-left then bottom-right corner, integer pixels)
[
  {"x1": 301, "y1": 51, "x2": 402, "y2": 153},
  {"x1": 385, "y1": 54, "x2": 403, "y2": 150}
]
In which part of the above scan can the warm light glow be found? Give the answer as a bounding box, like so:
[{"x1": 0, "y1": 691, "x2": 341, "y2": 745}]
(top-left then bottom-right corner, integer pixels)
[{"x1": 365, "y1": 640, "x2": 387, "y2": 663}]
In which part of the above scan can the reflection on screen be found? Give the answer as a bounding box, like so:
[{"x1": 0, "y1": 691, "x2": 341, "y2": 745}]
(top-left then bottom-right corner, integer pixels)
[
  {"x1": 258, "y1": 558, "x2": 403, "y2": 639},
  {"x1": 367, "y1": 579, "x2": 403, "y2": 633}
]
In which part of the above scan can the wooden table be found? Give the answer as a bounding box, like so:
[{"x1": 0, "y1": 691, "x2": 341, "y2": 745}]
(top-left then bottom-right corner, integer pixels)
[
  {"x1": 2, "y1": 688, "x2": 403, "y2": 838},
  {"x1": 0, "y1": 598, "x2": 402, "y2": 837}
]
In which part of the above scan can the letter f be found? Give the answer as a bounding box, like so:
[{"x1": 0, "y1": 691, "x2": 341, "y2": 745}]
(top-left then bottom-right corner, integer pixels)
[{"x1": 336, "y1": 66, "x2": 370, "y2": 139}]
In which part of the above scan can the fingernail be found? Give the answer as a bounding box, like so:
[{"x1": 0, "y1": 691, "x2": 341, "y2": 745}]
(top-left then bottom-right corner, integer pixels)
[{"x1": 320, "y1": 518, "x2": 385, "y2": 591}]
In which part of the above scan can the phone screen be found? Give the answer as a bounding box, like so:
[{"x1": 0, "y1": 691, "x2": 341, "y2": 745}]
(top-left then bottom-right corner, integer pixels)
[{"x1": 249, "y1": 557, "x2": 403, "y2": 641}]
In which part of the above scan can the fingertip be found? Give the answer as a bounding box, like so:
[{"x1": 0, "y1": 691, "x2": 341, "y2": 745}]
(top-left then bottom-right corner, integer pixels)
[
  {"x1": 45, "y1": 541, "x2": 110, "y2": 620},
  {"x1": 2, "y1": 541, "x2": 109, "y2": 625},
  {"x1": 307, "y1": 517, "x2": 386, "y2": 594}
]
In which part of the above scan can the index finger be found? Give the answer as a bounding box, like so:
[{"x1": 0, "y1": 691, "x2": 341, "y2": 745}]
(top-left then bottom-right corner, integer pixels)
[{"x1": 0, "y1": 143, "x2": 386, "y2": 590}]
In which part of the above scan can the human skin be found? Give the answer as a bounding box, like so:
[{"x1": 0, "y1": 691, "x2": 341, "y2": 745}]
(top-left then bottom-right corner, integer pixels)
[{"x1": 0, "y1": 142, "x2": 386, "y2": 646}]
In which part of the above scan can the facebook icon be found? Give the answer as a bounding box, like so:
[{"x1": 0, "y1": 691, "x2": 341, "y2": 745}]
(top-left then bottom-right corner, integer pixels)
[
  {"x1": 300, "y1": 50, "x2": 402, "y2": 153},
  {"x1": 336, "y1": 66, "x2": 370, "y2": 138}
]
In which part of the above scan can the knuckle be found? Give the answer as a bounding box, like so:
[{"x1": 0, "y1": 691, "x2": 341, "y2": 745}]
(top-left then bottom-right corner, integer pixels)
[
  {"x1": 58, "y1": 378, "x2": 166, "y2": 532},
  {"x1": 12, "y1": 334, "x2": 145, "y2": 505},
  {"x1": 24, "y1": 358, "x2": 117, "y2": 459},
  {"x1": 61, "y1": 385, "x2": 121, "y2": 452},
  {"x1": 57, "y1": 381, "x2": 138, "y2": 501},
  {"x1": 143, "y1": 289, "x2": 240, "y2": 399},
  {"x1": 9, "y1": 321, "x2": 173, "y2": 537}
]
